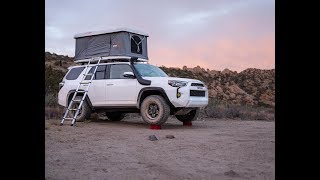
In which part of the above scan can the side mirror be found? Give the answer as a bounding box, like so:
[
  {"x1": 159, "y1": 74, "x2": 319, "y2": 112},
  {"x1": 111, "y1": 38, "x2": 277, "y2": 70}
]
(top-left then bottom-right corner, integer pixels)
[{"x1": 123, "y1": 72, "x2": 135, "y2": 79}]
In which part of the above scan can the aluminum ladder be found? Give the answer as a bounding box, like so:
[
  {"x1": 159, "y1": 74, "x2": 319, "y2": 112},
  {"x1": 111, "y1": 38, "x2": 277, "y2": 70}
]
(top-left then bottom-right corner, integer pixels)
[{"x1": 60, "y1": 56, "x2": 102, "y2": 126}]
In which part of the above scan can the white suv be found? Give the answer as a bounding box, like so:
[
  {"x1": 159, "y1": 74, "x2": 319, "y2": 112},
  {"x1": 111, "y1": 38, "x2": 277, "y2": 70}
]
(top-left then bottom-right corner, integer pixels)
[{"x1": 58, "y1": 60, "x2": 208, "y2": 125}]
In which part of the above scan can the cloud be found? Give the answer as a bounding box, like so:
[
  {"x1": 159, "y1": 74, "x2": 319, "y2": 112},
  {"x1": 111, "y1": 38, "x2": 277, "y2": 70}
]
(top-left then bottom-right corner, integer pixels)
[
  {"x1": 172, "y1": 11, "x2": 213, "y2": 25},
  {"x1": 45, "y1": 26, "x2": 65, "y2": 39},
  {"x1": 45, "y1": 0, "x2": 274, "y2": 71}
]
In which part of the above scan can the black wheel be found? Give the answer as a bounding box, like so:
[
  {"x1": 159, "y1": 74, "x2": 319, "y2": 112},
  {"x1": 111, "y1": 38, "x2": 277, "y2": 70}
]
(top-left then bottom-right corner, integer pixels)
[
  {"x1": 105, "y1": 112, "x2": 125, "y2": 121},
  {"x1": 69, "y1": 96, "x2": 91, "y2": 122},
  {"x1": 140, "y1": 95, "x2": 170, "y2": 125},
  {"x1": 175, "y1": 108, "x2": 200, "y2": 122}
]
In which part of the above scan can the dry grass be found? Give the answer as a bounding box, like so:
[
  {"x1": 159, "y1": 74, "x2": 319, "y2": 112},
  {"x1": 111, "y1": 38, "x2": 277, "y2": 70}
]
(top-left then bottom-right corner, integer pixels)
[
  {"x1": 45, "y1": 106, "x2": 64, "y2": 120},
  {"x1": 203, "y1": 103, "x2": 274, "y2": 121}
]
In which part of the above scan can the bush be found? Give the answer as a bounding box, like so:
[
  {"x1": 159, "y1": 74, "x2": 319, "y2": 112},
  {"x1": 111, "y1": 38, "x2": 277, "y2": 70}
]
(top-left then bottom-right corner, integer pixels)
[
  {"x1": 45, "y1": 93, "x2": 58, "y2": 107},
  {"x1": 205, "y1": 106, "x2": 224, "y2": 118},
  {"x1": 225, "y1": 105, "x2": 241, "y2": 119},
  {"x1": 45, "y1": 65, "x2": 65, "y2": 95},
  {"x1": 203, "y1": 102, "x2": 274, "y2": 121},
  {"x1": 45, "y1": 106, "x2": 64, "y2": 120}
]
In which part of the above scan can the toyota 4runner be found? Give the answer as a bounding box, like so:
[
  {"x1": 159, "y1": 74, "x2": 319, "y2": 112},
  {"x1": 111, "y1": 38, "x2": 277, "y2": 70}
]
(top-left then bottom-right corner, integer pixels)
[{"x1": 58, "y1": 60, "x2": 208, "y2": 125}]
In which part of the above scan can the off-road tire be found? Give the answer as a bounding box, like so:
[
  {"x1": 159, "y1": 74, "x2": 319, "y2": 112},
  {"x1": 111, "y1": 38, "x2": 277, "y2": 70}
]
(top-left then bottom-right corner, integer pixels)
[
  {"x1": 105, "y1": 112, "x2": 125, "y2": 121},
  {"x1": 175, "y1": 108, "x2": 200, "y2": 122},
  {"x1": 140, "y1": 95, "x2": 170, "y2": 125},
  {"x1": 69, "y1": 96, "x2": 91, "y2": 122}
]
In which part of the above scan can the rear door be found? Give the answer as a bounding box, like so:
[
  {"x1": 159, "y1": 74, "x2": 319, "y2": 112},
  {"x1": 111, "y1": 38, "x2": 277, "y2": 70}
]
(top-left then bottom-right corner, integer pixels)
[{"x1": 83, "y1": 65, "x2": 107, "y2": 106}]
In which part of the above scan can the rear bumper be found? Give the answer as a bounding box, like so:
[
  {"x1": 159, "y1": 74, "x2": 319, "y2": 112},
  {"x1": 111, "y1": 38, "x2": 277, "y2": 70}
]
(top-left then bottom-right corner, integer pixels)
[{"x1": 58, "y1": 88, "x2": 68, "y2": 107}]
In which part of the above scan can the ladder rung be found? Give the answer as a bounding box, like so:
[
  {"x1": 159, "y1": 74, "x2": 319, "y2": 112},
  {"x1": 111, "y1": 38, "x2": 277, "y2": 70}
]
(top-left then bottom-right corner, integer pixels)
[
  {"x1": 72, "y1": 99, "x2": 82, "y2": 102},
  {"x1": 80, "y1": 81, "x2": 91, "y2": 84},
  {"x1": 64, "y1": 118, "x2": 74, "y2": 120},
  {"x1": 68, "y1": 108, "x2": 78, "y2": 111},
  {"x1": 77, "y1": 90, "x2": 88, "y2": 93},
  {"x1": 83, "y1": 73, "x2": 93, "y2": 76}
]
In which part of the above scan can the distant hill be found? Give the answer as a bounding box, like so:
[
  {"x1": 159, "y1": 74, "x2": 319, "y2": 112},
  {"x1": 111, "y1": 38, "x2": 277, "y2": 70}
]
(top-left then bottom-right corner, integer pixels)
[
  {"x1": 161, "y1": 66, "x2": 274, "y2": 107},
  {"x1": 45, "y1": 52, "x2": 274, "y2": 107}
]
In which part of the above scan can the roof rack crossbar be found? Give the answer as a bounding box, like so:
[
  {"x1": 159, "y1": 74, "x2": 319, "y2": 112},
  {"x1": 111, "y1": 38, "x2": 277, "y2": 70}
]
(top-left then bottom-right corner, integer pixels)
[{"x1": 74, "y1": 56, "x2": 148, "y2": 64}]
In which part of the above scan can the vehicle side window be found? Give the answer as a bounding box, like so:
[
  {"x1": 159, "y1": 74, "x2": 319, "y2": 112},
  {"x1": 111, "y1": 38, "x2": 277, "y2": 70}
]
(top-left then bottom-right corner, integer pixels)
[
  {"x1": 85, "y1": 65, "x2": 107, "y2": 80},
  {"x1": 66, "y1": 67, "x2": 85, "y2": 80},
  {"x1": 110, "y1": 64, "x2": 133, "y2": 79}
]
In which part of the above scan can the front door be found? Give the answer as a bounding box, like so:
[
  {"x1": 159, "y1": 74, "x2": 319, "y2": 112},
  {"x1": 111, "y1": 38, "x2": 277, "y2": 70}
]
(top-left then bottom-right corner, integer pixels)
[{"x1": 106, "y1": 64, "x2": 137, "y2": 106}]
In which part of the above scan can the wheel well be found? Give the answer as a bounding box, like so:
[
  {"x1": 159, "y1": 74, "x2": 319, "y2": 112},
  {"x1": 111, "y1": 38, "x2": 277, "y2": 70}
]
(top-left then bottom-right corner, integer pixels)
[
  {"x1": 138, "y1": 89, "x2": 175, "y2": 110},
  {"x1": 67, "y1": 91, "x2": 92, "y2": 107}
]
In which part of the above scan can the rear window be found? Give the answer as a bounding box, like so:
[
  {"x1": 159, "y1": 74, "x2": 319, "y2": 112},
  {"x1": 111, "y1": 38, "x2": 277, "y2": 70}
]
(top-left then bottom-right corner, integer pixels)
[
  {"x1": 65, "y1": 67, "x2": 85, "y2": 80},
  {"x1": 85, "y1": 65, "x2": 107, "y2": 80}
]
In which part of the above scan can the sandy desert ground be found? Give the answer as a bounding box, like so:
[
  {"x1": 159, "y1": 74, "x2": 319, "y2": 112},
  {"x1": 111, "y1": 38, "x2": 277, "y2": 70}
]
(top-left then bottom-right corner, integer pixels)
[{"x1": 45, "y1": 117, "x2": 275, "y2": 180}]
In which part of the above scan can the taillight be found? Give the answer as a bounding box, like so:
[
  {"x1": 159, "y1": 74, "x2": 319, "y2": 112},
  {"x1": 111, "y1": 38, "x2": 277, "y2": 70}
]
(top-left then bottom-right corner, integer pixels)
[{"x1": 59, "y1": 82, "x2": 64, "y2": 90}]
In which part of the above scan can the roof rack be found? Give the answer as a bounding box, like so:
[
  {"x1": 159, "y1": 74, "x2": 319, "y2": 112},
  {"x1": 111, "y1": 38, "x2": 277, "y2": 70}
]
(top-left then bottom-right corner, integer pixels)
[{"x1": 74, "y1": 56, "x2": 148, "y2": 64}]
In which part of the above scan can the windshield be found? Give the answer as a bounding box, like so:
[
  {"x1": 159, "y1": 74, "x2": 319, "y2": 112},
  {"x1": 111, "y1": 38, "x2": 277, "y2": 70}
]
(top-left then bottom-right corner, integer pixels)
[{"x1": 134, "y1": 64, "x2": 168, "y2": 77}]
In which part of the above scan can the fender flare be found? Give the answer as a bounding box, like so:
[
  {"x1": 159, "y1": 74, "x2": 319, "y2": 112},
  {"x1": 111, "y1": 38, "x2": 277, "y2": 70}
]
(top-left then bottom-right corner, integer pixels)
[
  {"x1": 137, "y1": 87, "x2": 174, "y2": 108},
  {"x1": 66, "y1": 90, "x2": 93, "y2": 108}
]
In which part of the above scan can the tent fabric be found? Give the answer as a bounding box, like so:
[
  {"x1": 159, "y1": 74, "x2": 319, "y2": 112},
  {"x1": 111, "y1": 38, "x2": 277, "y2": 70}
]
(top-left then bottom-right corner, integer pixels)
[{"x1": 74, "y1": 31, "x2": 148, "y2": 60}]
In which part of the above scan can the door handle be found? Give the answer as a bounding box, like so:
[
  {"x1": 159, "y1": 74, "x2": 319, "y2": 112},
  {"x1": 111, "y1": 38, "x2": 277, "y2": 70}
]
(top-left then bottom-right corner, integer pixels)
[{"x1": 107, "y1": 84, "x2": 114, "y2": 86}]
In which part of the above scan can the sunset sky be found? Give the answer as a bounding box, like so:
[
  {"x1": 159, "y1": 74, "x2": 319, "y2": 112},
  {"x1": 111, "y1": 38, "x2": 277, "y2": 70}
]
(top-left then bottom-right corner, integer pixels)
[{"x1": 45, "y1": 0, "x2": 274, "y2": 72}]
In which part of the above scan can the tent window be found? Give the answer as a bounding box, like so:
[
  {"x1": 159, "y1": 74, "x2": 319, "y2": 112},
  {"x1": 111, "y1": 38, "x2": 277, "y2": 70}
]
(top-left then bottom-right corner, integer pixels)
[{"x1": 131, "y1": 35, "x2": 143, "y2": 54}]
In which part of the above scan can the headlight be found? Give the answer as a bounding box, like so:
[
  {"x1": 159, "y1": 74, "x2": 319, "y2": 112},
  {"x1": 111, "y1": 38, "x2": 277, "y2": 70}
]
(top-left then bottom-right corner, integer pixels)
[{"x1": 168, "y1": 80, "x2": 188, "y2": 87}]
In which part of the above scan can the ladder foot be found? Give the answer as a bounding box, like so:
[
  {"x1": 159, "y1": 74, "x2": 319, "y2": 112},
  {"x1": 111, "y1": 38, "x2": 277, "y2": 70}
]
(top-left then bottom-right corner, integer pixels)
[
  {"x1": 60, "y1": 123, "x2": 63, "y2": 126},
  {"x1": 70, "y1": 124, "x2": 74, "y2": 126}
]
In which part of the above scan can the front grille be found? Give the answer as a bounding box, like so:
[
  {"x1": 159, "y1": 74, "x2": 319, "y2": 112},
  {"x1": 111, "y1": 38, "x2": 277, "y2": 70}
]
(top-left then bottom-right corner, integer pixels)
[
  {"x1": 190, "y1": 90, "x2": 205, "y2": 97},
  {"x1": 191, "y1": 83, "x2": 204, "y2": 87}
]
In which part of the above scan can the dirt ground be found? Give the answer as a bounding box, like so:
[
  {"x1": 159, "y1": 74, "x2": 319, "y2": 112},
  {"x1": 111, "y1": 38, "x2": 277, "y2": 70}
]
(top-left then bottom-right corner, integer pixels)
[{"x1": 45, "y1": 117, "x2": 275, "y2": 180}]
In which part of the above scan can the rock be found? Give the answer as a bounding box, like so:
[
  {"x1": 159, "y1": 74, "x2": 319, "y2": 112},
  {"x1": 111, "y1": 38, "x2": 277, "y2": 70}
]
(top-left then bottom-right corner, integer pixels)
[
  {"x1": 165, "y1": 135, "x2": 175, "y2": 139},
  {"x1": 148, "y1": 135, "x2": 158, "y2": 141},
  {"x1": 224, "y1": 170, "x2": 240, "y2": 177},
  {"x1": 229, "y1": 93, "x2": 236, "y2": 99},
  {"x1": 215, "y1": 86, "x2": 223, "y2": 94},
  {"x1": 221, "y1": 68, "x2": 236, "y2": 75},
  {"x1": 208, "y1": 70, "x2": 220, "y2": 76},
  {"x1": 209, "y1": 89, "x2": 217, "y2": 97}
]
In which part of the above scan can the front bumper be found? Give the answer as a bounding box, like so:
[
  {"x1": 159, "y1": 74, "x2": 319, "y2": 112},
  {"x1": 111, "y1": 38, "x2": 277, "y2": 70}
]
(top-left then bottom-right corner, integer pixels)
[
  {"x1": 185, "y1": 97, "x2": 209, "y2": 107},
  {"x1": 165, "y1": 83, "x2": 209, "y2": 108}
]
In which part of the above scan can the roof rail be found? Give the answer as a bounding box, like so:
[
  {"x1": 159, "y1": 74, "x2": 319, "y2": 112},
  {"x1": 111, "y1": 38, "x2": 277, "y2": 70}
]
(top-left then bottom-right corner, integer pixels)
[{"x1": 74, "y1": 56, "x2": 148, "y2": 64}]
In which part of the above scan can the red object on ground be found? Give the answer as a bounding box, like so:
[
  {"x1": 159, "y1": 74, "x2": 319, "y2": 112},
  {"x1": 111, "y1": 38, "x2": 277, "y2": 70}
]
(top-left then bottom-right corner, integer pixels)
[
  {"x1": 183, "y1": 122, "x2": 192, "y2": 126},
  {"x1": 150, "y1": 125, "x2": 162, "y2": 130}
]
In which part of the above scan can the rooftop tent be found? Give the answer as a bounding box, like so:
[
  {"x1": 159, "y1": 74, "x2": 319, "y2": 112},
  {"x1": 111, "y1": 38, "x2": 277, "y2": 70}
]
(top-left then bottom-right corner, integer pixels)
[{"x1": 74, "y1": 28, "x2": 149, "y2": 62}]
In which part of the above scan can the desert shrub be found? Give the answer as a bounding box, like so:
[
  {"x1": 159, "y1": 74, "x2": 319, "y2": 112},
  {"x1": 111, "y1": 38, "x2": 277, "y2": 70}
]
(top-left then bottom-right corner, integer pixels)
[
  {"x1": 253, "y1": 112, "x2": 268, "y2": 120},
  {"x1": 45, "y1": 106, "x2": 64, "y2": 119},
  {"x1": 224, "y1": 105, "x2": 241, "y2": 119},
  {"x1": 266, "y1": 107, "x2": 275, "y2": 114},
  {"x1": 53, "y1": 61, "x2": 62, "y2": 66},
  {"x1": 45, "y1": 65, "x2": 65, "y2": 95},
  {"x1": 203, "y1": 100, "x2": 274, "y2": 120},
  {"x1": 45, "y1": 93, "x2": 58, "y2": 107},
  {"x1": 205, "y1": 105, "x2": 224, "y2": 118}
]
